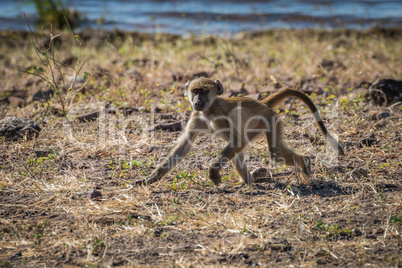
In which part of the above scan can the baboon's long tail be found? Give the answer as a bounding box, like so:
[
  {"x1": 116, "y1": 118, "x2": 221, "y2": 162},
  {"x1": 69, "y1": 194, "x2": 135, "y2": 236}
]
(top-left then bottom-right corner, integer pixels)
[{"x1": 262, "y1": 88, "x2": 345, "y2": 155}]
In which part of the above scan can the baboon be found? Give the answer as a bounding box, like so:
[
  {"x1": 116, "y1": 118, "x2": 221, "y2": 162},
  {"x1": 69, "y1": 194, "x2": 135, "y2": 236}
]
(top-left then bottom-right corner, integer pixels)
[{"x1": 134, "y1": 77, "x2": 343, "y2": 187}]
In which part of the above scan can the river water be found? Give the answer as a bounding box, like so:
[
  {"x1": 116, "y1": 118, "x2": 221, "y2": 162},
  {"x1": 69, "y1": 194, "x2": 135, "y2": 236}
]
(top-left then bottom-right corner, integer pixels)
[{"x1": 1, "y1": 0, "x2": 401, "y2": 35}]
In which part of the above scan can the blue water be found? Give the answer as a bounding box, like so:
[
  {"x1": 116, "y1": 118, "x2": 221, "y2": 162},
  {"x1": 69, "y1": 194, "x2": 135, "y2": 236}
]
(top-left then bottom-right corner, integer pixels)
[{"x1": 1, "y1": 0, "x2": 401, "y2": 35}]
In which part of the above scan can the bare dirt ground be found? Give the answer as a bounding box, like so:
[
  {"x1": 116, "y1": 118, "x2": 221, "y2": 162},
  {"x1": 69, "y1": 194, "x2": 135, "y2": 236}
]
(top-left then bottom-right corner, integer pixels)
[{"x1": 0, "y1": 28, "x2": 401, "y2": 267}]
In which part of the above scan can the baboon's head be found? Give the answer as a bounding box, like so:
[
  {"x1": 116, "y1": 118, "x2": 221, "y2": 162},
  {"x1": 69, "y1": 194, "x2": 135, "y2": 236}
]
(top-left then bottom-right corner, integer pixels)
[{"x1": 184, "y1": 77, "x2": 223, "y2": 111}]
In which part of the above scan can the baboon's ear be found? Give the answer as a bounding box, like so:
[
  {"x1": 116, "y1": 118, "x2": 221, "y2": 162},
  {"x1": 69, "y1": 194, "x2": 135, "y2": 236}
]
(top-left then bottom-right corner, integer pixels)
[
  {"x1": 184, "y1": 80, "x2": 190, "y2": 97},
  {"x1": 215, "y1": 80, "x2": 224, "y2": 95}
]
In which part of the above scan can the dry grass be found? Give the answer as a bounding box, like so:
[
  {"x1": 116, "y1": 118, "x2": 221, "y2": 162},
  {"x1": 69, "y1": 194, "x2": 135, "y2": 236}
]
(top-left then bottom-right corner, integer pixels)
[{"x1": 0, "y1": 28, "x2": 401, "y2": 267}]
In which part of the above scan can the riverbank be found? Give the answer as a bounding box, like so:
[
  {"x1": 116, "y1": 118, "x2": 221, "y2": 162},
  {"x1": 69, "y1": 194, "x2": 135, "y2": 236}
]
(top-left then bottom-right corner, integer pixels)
[{"x1": 0, "y1": 28, "x2": 401, "y2": 266}]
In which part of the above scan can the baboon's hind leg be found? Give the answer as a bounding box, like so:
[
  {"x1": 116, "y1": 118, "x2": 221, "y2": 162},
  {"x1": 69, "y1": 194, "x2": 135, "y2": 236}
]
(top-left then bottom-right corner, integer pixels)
[{"x1": 265, "y1": 120, "x2": 311, "y2": 182}]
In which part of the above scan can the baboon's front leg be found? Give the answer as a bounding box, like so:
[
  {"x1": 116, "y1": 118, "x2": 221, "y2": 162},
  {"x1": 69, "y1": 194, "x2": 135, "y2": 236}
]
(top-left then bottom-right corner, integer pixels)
[
  {"x1": 231, "y1": 152, "x2": 252, "y2": 186},
  {"x1": 134, "y1": 131, "x2": 198, "y2": 185},
  {"x1": 209, "y1": 135, "x2": 246, "y2": 185},
  {"x1": 218, "y1": 152, "x2": 252, "y2": 189}
]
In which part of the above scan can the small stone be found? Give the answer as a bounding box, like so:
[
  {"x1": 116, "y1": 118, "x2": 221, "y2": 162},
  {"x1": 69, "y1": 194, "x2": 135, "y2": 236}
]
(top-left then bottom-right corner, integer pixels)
[
  {"x1": 87, "y1": 189, "x2": 102, "y2": 200},
  {"x1": 251, "y1": 167, "x2": 268, "y2": 180},
  {"x1": 12, "y1": 251, "x2": 22, "y2": 259},
  {"x1": 328, "y1": 165, "x2": 346, "y2": 173},
  {"x1": 376, "y1": 111, "x2": 390, "y2": 120},
  {"x1": 154, "y1": 107, "x2": 163, "y2": 113},
  {"x1": 358, "y1": 133, "x2": 377, "y2": 147},
  {"x1": 239, "y1": 253, "x2": 249, "y2": 260},
  {"x1": 365, "y1": 234, "x2": 377, "y2": 239},
  {"x1": 369, "y1": 79, "x2": 402, "y2": 106},
  {"x1": 35, "y1": 149, "x2": 54, "y2": 158},
  {"x1": 266, "y1": 237, "x2": 291, "y2": 251},
  {"x1": 125, "y1": 68, "x2": 142, "y2": 79},
  {"x1": 339, "y1": 231, "x2": 348, "y2": 237},
  {"x1": 346, "y1": 168, "x2": 368, "y2": 181},
  {"x1": 32, "y1": 88, "x2": 54, "y2": 102},
  {"x1": 149, "y1": 122, "x2": 182, "y2": 132},
  {"x1": 354, "y1": 229, "x2": 363, "y2": 236},
  {"x1": 374, "y1": 228, "x2": 384, "y2": 235},
  {"x1": 0, "y1": 117, "x2": 41, "y2": 141}
]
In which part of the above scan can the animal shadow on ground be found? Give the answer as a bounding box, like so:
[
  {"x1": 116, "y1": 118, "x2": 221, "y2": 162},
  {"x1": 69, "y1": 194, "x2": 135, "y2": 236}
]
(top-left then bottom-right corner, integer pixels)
[{"x1": 213, "y1": 173, "x2": 400, "y2": 198}]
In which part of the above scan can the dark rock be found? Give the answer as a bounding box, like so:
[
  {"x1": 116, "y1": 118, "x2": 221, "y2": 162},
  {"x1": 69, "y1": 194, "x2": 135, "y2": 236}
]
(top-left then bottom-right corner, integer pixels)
[
  {"x1": 229, "y1": 85, "x2": 248, "y2": 97},
  {"x1": 11, "y1": 251, "x2": 22, "y2": 259},
  {"x1": 369, "y1": 79, "x2": 402, "y2": 106},
  {"x1": 374, "y1": 228, "x2": 384, "y2": 235},
  {"x1": 358, "y1": 133, "x2": 377, "y2": 147},
  {"x1": 158, "y1": 114, "x2": 177, "y2": 120},
  {"x1": 118, "y1": 107, "x2": 138, "y2": 116},
  {"x1": 153, "y1": 107, "x2": 162, "y2": 113},
  {"x1": 127, "y1": 58, "x2": 158, "y2": 67},
  {"x1": 365, "y1": 235, "x2": 377, "y2": 239},
  {"x1": 192, "y1": 71, "x2": 209, "y2": 79},
  {"x1": 0, "y1": 117, "x2": 41, "y2": 141},
  {"x1": 76, "y1": 107, "x2": 134, "y2": 122},
  {"x1": 76, "y1": 112, "x2": 100, "y2": 122},
  {"x1": 376, "y1": 111, "x2": 391, "y2": 120},
  {"x1": 334, "y1": 38, "x2": 351, "y2": 48},
  {"x1": 339, "y1": 231, "x2": 348, "y2": 237},
  {"x1": 62, "y1": 56, "x2": 77, "y2": 65},
  {"x1": 106, "y1": 258, "x2": 125, "y2": 266},
  {"x1": 346, "y1": 168, "x2": 368, "y2": 181},
  {"x1": 24, "y1": 78, "x2": 38, "y2": 87},
  {"x1": 239, "y1": 253, "x2": 249, "y2": 260},
  {"x1": 345, "y1": 142, "x2": 354, "y2": 148},
  {"x1": 87, "y1": 189, "x2": 102, "y2": 200},
  {"x1": 154, "y1": 228, "x2": 162, "y2": 237},
  {"x1": 320, "y1": 59, "x2": 346, "y2": 71},
  {"x1": 354, "y1": 230, "x2": 362, "y2": 236},
  {"x1": 125, "y1": 68, "x2": 142, "y2": 79},
  {"x1": 7, "y1": 89, "x2": 28, "y2": 99},
  {"x1": 172, "y1": 71, "x2": 209, "y2": 82},
  {"x1": 358, "y1": 137, "x2": 377, "y2": 147},
  {"x1": 294, "y1": 78, "x2": 324, "y2": 94},
  {"x1": 0, "y1": 96, "x2": 8, "y2": 105},
  {"x1": 148, "y1": 146, "x2": 165, "y2": 152},
  {"x1": 149, "y1": 121, "x2": 182, "y2": 132},
  {"x1": 265, "y1": 237, "x2": 291, "y2": 251},
  {"x1": 250, "y1": 167, "x2": 268, "y2": 180},
  {"x1": 328, "y1": 165, "x2": 346, "y2": 173},
  {"x1": 32, "y1": 88, "x2": 54, "y2": 102},
  {"x1": 35, "y1": 149, "x2": 54, "y2": 158}
]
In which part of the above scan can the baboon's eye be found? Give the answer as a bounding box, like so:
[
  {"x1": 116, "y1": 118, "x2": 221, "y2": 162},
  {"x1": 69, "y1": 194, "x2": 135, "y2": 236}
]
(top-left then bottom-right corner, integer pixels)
[
  {"x1": 200, "y1": 88, "x2": 207, "y2": 93},
  {"x1": 192, "y1": 89, "x2": 198, "y2": 94}
]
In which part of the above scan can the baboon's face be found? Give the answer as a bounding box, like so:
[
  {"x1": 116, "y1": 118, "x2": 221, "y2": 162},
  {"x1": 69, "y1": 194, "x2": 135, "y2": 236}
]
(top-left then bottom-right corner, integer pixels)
[
  {"x1": 185, "y1": 78, "x2": 223, "y2": 111},
  {"x1": 190, "y1": 87, "x2": 211, "y2": 111}
]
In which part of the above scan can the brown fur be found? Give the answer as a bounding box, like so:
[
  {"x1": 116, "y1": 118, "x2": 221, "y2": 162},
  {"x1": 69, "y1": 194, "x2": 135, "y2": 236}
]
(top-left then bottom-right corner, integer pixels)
[{"x1": 134, "y1": 77, "x2": 343, "y2": 187}]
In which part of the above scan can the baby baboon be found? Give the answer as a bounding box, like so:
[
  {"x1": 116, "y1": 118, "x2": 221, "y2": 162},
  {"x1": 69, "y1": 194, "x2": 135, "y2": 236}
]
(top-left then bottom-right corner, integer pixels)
[{"x1": 135, "y1": 77, "x2": 343, "y2": 187}]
